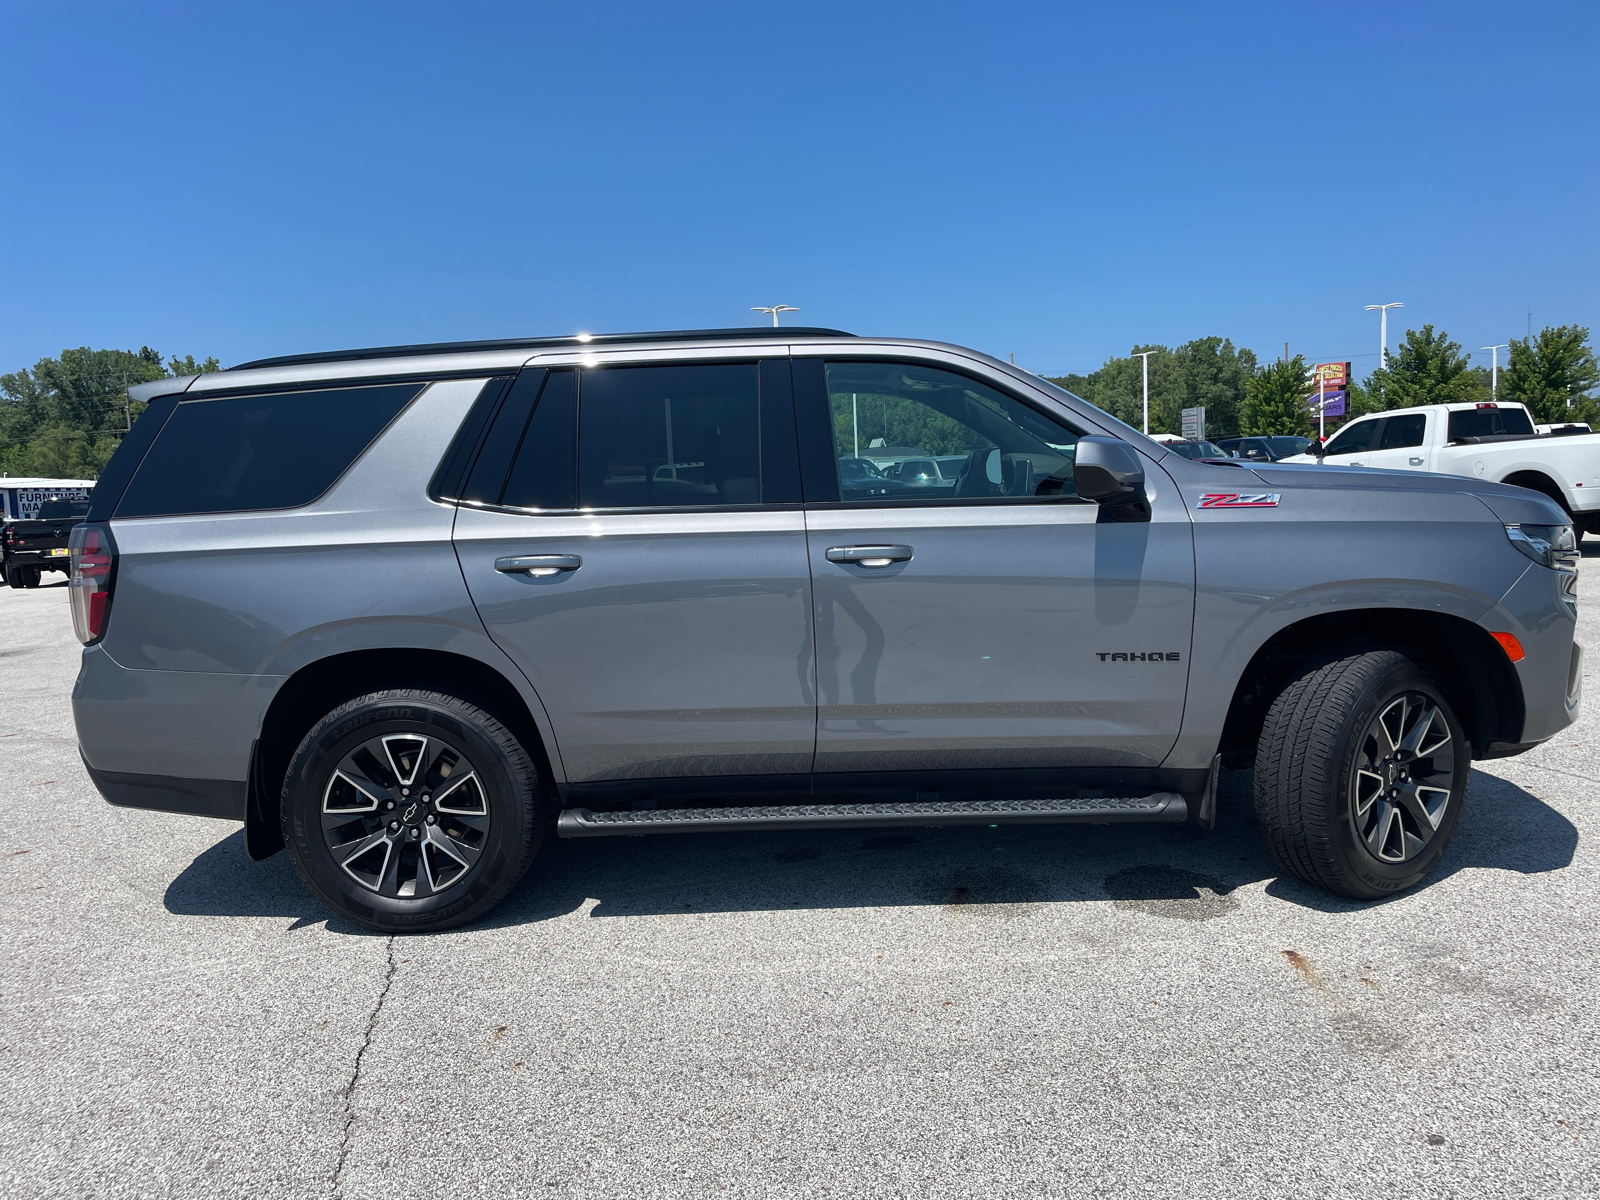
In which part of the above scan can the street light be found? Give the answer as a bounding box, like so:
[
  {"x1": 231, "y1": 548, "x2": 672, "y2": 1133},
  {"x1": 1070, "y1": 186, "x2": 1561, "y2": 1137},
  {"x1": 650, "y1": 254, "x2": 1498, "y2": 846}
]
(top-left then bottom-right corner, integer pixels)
[
  {"x1": 752, "y1": 305, "x2": 799, "y2": 327},
  {"x1": 1480, "y1": 344, "x2": 1508, "y2": 400},
  {"x1": 1364, "y1": 302, "x2": 1404, "y2": 368},
  {"x1": 1131, "y1": 350, "x2": 1157, "y2": 435}
]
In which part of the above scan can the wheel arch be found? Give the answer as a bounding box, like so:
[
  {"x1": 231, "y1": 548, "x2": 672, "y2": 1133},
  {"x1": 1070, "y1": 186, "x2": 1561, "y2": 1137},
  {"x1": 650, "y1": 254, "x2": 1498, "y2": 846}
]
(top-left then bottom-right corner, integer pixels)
[
  {"x1": 1216, "y1": 608, "x2": 1524, "y2": 769},
  {"x1": 245, "y1": 648, "x2": 556, "y2": 860},
  {"x1": 1500, "y1": 469, "x2": 1572, "y2": 514}
]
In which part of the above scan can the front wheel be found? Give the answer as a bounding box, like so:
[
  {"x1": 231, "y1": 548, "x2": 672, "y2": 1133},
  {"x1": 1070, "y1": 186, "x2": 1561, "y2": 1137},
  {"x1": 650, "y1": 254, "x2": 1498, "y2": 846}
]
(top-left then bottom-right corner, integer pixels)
[
  {"x1": 281, "y1": 689, "x2": 545, "y2": 932},
  {"x1": 1254, "y1": 649, "x2": 1469, "y2": 899}
]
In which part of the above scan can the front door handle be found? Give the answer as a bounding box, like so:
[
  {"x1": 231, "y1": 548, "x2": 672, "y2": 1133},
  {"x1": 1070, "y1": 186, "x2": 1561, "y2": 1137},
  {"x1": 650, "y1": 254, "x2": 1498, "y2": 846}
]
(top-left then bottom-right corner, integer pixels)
[
  {"x1": 1408, "y1": 456, "x2": 1425, "y2": 465},
  {"x1": 826, "y1": 544, "x2": 913, "y2": 568},
  {"x1": 495, "y1": 554, "x2": 582, "y2": 577}
]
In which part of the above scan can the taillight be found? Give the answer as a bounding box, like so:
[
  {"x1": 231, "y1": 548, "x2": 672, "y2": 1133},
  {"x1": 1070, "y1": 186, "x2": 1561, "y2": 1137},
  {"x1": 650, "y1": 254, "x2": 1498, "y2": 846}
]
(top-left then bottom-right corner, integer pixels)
[{"x1": 69, "y1": 522, "x2": 117, "y2": 645}]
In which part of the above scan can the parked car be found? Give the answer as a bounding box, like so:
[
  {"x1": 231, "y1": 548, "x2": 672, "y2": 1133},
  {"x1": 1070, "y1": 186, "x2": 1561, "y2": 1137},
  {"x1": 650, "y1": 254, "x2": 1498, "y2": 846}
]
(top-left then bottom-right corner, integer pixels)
[
  {"x1": 1280, "y1": 402, "x2": 1600, "y2": 537},
  {"x1": 1215, "y1": 436, "x2": 1313, "y2": 462},
  {"x1": 73, "y1": 327, "x2": 1580, "y2": 932},
  {"x1": 3, "y1": 494, "x2": 93, "y2": 588}
]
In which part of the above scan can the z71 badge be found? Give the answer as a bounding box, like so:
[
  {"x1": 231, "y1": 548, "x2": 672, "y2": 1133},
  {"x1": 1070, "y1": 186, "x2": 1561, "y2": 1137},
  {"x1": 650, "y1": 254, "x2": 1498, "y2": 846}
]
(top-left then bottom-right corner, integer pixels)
[{"x1": 1197, "y1": 492, "x2": 1281, "y2": 509}]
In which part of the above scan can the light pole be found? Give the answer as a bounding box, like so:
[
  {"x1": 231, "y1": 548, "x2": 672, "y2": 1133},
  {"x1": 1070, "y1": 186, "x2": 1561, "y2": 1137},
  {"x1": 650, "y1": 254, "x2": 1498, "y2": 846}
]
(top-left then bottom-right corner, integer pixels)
[
  {"x1": 1365, "y1": 302, "x2": 1403, "y2": 368},
  {"x1": 1131, "y1": 350, "x2": 1157, "y2": 434},
  {"x1": 1480, "y1": 344, "x2": 1508, "y2": 400},
  {"x1": 1132, "y1": 352, "x2": 1158, "y2": 438},
  {"x1": 751, "y1": 305, "x2": 799, "y2": 327}
]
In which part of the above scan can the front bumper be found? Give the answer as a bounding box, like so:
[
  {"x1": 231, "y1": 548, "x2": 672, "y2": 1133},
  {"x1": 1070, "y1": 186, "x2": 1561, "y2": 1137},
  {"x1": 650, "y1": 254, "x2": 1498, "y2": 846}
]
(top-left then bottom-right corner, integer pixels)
[{"x1": 1482, "y1": 563, "x2": 1581, "y2": 746}]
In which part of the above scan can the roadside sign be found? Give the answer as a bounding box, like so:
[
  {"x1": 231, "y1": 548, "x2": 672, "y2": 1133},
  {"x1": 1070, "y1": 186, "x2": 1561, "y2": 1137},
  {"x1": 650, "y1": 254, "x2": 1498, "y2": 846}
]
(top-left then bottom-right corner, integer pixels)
[
  {"x1": 1181, "y1": 406, "x2": 1205, "y2": 441},
  {"x1": 1309, "y1": 389, "x2": 1346, "y2": 417},
  {"x1": 1313, "y1": 362, "x2": 1350, "y2": 389}
]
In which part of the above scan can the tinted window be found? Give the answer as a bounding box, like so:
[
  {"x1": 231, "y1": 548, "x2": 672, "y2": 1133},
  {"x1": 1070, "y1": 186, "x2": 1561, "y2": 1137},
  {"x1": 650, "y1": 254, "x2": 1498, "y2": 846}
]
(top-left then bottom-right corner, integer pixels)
[
  {"x1": 37, "y1": 499, "x2": 90, "y2": 519},
  {"x1": 501, "y1": 372, "x2": 576, "y2": 509},
  {"x1": 1448, "y1": 407, "x2": 1536, "y2": 440},
  {"x1": 1323, "y1": 418, "x2": 1378, "y2": 457},
  {"x1": 1166, "y1": 441, "x2": 1226, "y2": 460},
  {"x1": 578, "y1": 364, "x2": 760, "y2": 508},
  {"x1": 823, "y1": 362, "x2": 1079, "y2": 502},
  {"x1": 115, "y1": 383, "x2": 421, "y2": 518},
  {"x1": 1379, "y1": 413, "x2": 1427, "y2": 449},
  {"x1": 1265, "y1": 436, "x2": 1312, "y2": 457}
]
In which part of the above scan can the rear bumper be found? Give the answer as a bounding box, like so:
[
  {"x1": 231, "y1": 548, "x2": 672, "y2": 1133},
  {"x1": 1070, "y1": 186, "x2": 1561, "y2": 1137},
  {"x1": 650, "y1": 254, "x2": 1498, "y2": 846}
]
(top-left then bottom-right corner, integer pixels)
[
  {"x1": 83, "y1": 758, "x2": 246, "y2": 821},
  {"x1": 6, "y1": 550, "x2": 69, "y2": 568},
  {"x1": 72, "y1": 644, "x2": 279, "y2": 782}
]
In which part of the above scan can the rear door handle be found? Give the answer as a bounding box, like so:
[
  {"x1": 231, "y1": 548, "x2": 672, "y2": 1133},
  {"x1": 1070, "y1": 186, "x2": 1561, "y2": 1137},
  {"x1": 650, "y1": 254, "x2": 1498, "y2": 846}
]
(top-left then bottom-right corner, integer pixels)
[
  {"x1": 825, "y1": 544, "x2": 913, "y2": 568},
  {"x1": 1408, "y1": 456, "x2": 1425, "y2": 465},
  {"x1": 495, "y1": 554, "x2": 582, "y2": 577}
]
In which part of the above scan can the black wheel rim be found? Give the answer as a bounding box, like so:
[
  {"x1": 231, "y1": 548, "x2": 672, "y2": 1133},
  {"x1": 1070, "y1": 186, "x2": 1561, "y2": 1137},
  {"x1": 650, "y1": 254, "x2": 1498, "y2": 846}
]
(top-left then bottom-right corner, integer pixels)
[
  {"x1": 320, "y1": 732, "x2": 491, "y2": 898},
  {"x1": 1350, "y1": 692, "x2": 1456, "y2": 865}
]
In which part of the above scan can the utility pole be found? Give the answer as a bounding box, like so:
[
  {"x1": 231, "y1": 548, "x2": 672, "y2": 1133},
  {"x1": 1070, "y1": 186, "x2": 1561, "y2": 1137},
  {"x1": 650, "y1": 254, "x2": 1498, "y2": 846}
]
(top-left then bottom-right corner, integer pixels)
[
  {"x1": 1131, "y1": 350, "x2": 1157, "y2": 435},
  {"x1": 751, "y1": 305, "x2": 798, "y2": 327},
  {"x1": 1365, "y1": 302, "x2": 1404, "y2": 368},
  {"x1": 1480, "y1": 344, "x2": 1508, "y2": 400}
]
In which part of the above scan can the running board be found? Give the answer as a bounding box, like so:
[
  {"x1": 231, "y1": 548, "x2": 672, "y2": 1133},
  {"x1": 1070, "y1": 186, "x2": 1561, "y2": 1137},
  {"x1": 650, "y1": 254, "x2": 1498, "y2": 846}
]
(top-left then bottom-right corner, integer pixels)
[{"x1": 556, "y1": 794, "x2": 1187, "y2": 837}]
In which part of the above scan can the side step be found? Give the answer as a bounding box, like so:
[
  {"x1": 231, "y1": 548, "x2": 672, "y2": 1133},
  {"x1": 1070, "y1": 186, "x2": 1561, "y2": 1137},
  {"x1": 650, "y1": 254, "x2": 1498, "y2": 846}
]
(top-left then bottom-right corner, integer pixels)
[{"x1": 556, "y1": 793, "x2": 1187, "y2": 837}]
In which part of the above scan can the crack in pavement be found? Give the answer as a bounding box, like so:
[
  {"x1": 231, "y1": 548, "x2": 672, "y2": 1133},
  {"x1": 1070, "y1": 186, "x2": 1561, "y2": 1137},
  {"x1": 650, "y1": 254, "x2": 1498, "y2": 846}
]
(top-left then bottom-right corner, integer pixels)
[{"x1": 333, "y1": 935, "x2": 398, "y2": 1195}]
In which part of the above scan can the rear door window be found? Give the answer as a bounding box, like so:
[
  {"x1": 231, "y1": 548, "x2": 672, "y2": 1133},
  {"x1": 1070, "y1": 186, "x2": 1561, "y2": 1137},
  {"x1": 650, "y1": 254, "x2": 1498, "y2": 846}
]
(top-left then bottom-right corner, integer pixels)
[
  {"x1": 577, "y1": 363, "x2": 761, "y2": 508},
  {"x1": 114, "y1": 383, "x2": 422, "y2": 518},
  {"x1": 1378, "y1": 413, "x2": 1427, "y2": 449}
]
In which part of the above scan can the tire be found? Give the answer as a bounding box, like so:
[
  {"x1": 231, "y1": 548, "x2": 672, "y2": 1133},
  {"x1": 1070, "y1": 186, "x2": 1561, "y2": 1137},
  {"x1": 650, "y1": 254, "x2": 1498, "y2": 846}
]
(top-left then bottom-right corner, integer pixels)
[
  {"x1": 18, "y1": 566, "x2": 40, "y2": 588},
  {"x1": 1254, "y1": 648, "x2": 1469, "y2": 900},
  {"x1": 281, "y1": 688, "x2": 545, "y2": 933}
]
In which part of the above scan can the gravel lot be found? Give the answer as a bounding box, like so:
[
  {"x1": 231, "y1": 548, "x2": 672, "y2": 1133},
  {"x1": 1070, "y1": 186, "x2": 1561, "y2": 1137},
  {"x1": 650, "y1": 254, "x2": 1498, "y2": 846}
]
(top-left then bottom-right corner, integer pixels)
[{"x1": 1, "y1": 552, "x2": 1596, "y2": 1199}]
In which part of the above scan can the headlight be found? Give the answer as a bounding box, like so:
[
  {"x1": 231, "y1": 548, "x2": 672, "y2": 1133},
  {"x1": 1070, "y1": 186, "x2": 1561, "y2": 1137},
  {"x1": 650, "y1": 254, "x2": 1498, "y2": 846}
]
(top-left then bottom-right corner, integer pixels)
[{"x1": 1506, "y1": 523, "x2": 1580, "y2": 572}]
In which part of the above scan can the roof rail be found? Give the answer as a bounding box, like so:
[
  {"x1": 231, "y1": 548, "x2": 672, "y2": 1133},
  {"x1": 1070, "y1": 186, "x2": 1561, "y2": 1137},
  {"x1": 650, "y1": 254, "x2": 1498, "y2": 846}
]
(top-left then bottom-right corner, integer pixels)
[{"x1": 229, "y1": 327, "x2": 856, "y2": 372}]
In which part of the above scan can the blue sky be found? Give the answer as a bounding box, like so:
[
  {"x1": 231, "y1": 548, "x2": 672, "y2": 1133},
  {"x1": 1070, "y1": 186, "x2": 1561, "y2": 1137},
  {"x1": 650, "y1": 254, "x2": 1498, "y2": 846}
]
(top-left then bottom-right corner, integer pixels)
[{"x1": 3, "y1": 1, "x2": 1596, "y2": 378}]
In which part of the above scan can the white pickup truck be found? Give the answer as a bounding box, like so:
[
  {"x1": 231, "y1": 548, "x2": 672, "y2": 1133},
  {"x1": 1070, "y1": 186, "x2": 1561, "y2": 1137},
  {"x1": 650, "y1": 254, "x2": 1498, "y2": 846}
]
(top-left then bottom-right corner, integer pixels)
[{"x1": 1282, "y1": 401, "x2": 1600, "y2": 536}]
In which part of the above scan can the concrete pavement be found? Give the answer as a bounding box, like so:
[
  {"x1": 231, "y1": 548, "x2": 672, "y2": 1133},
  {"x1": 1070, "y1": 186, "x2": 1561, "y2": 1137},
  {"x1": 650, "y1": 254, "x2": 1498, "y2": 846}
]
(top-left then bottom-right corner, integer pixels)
[{"x1": 1, "y1": 553, "x2": 1595, "y2": 1198}]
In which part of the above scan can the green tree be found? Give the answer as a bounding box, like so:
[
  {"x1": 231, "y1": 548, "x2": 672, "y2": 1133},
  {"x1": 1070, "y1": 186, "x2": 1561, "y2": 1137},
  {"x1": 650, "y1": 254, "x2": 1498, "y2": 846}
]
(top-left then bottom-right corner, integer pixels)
[
  {"x1": 1501, "y1": 325, "x2": 1599, "y2": 423},
  {"x1": 1044, "y1": 336, "x2": 1257, "y2": 438},
  {"x1": 1361, "y1": 325, "x2": 1486, "y2": 410},
  {"x1": 1240, "y1": 355, "x2": 1311, "y2": 436},
  {"x1": 0, "y1": 346, "x2": 221, "y2": 479}
]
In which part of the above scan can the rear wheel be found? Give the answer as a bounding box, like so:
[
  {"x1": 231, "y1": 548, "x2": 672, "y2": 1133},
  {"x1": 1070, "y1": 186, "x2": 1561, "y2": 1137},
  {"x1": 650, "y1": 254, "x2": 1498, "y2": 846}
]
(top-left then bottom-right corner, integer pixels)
[
  {"x1": 1254, "y1": 648, "x2": 1468, "y2": 899},
  {"x1": 17, "y1": 566, "x2": 41, "y2": 588},
  {"x1": 281, "y1": 689, "x2": 545, "y2": 932}
]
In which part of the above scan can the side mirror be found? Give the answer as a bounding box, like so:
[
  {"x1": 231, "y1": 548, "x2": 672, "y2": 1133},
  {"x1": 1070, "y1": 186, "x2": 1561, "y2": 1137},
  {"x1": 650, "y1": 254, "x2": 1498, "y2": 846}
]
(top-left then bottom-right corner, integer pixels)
[
  {"x1": 1074, "y1": 437, "x2": 1146, "y2": 503},
  {"x1": 1311, "y1": 441, "x2": 1326, "y2": 458}
]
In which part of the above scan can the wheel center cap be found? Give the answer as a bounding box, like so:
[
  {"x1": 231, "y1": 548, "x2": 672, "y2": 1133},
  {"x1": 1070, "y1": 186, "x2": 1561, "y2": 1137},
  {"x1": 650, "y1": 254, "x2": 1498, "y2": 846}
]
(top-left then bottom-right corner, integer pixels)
[
  {"x1": 402, "y1": 801, "x2": 423, "y2": 825},
  {"x1": 1384, "y1": 762, "x2": 1397, "y2": 786}
]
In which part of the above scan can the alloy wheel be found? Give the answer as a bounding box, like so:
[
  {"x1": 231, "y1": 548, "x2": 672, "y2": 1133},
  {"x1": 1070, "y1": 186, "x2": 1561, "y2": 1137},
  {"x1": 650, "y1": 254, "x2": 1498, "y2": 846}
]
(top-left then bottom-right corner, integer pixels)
[
  {"x1": 1350, "y1": 692, "x2": 1456, "y2": 865},
  {"x1": 321, "y1": 732, "x2": 491, "y2": 898}
]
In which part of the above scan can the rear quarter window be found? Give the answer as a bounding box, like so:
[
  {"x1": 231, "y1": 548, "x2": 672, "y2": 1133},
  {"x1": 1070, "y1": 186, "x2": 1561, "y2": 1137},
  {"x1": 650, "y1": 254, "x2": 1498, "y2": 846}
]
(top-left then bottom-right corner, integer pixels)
[{"x1": 114, "y1": 383, "x2": 423, "y2": 518}]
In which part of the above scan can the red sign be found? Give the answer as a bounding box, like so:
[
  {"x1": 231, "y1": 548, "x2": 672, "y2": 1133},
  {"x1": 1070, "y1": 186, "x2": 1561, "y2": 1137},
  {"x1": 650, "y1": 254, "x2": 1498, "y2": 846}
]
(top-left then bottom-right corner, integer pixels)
[{"x1": 1313, "y1": 361, "x2": 1350, "y2": 389}]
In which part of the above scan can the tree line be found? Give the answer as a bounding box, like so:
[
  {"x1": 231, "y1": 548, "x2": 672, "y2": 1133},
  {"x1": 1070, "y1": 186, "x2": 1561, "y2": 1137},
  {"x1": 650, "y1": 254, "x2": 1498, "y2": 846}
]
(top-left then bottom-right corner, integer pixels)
[
  {"x1": 0, "y1": 347, "x2": 221, "y2": 478},
  {"x1": 1044, "y1": 324, "x2": 1600, "y2": 440},
  {"x1": 3, "y1": 324, "x2": 1596, "y2": 480}
]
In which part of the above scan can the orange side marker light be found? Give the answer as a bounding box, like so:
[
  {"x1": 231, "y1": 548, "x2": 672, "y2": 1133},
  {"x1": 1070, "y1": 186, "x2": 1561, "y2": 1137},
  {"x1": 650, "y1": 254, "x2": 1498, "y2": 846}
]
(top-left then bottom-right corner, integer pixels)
[{"x1": 1489, "y1": 632, "x2": 1525, "y2": 662}]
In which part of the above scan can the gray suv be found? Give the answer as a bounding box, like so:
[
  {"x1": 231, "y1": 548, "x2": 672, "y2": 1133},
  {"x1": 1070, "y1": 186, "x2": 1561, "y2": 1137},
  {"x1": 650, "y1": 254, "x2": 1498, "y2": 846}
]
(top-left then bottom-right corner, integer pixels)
[{"x1": 70, "y1": 328, "x2": 1582, "y2": 932}]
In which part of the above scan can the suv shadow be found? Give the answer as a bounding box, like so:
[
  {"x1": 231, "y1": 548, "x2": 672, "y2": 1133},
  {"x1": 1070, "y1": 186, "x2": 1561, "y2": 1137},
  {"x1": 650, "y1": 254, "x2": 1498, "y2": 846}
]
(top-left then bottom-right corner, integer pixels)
[{"x1": 163, "y1": 767, "x2": 1577, "y2": 931}]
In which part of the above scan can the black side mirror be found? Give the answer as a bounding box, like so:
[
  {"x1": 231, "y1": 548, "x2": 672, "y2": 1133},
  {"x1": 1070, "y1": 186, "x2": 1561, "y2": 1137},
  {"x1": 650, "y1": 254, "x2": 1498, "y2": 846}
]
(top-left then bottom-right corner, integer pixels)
[
  {"x1": 1074, "y1": 437, "x2": 1148, "y2": 518},
  {"x1": 1311, "y1": 441, "x2": 1326, "y2": 458}
]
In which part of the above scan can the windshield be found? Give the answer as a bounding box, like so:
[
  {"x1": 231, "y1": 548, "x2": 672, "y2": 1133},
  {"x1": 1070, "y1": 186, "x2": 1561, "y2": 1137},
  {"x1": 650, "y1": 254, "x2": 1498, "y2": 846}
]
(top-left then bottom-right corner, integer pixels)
[
  {"x1": 1165, "y1": 440, "x2": 1227, "y2": 460},
  {"x1": 1448, "y1": 408, "x2": 1535, "y2": 441},
  {"x1": 838, "y1": 457, "x2": 885, "y2": 480},
  {"x1": 1265, "y1": 436, "x2": 1312, "y2": 457}
]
